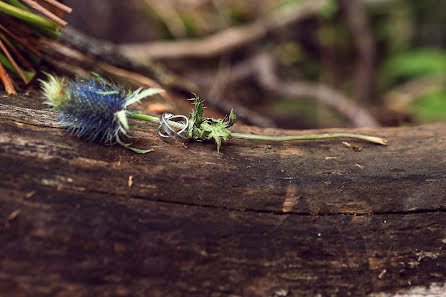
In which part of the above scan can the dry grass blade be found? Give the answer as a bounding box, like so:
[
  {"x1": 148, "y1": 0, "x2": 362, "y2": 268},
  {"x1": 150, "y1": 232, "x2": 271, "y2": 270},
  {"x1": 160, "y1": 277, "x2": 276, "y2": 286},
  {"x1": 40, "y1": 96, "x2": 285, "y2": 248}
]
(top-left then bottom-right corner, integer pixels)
[
  {"x1": 0, "y1": 61, "x2": 16, "y2": 94},
  {"x1": 0, "y1": 32, "x2": 35, "y2": 72},
  {"x1": 39, "y1": 0, "x2": 72, "y2": 13},
  {"x1": 0, "y1": 39, "x2": 28, "y2": 83},
  {"x1": 20, "y1": 0, "x2": 68, "y2": 27},
  {"x1": 0, "y1": 23, "x2": 42, "y2": 57},
  {"x1": 0, "y1": 0, "x2": 71, "y2": 93}
]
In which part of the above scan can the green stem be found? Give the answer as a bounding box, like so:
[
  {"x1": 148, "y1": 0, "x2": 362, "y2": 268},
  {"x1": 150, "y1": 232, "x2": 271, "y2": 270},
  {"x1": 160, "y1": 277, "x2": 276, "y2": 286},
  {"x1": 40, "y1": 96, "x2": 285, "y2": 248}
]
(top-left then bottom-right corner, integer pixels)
[
  {"x1": 3, "y1": 0, "x2": 30, "y2": 12},
  {"x1": 230, "y1": 132, "x2": 387, "y2": 145},
  {"x1": 0, "y1": 53, "x2": 35, "y2": 81},
  {"x1": 129, "y1": 112, "x2": 162, "y2": 124},
  {"x1": 0, "y1": 1, "x2": 60, "y2": 32},
  {"x1": 128, "y1": 112, "x2": 387, "y2": 145}
]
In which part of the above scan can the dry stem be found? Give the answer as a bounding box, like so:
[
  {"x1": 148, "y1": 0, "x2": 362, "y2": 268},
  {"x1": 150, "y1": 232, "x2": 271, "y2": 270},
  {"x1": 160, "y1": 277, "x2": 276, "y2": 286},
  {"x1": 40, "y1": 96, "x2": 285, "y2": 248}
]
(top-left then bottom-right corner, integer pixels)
[
  {"x1": 0, "y1": 39, "x2": 28, "y2": 83},
  {"x1": 20, "y1": 0, "x2": 67, "y2": 27}
]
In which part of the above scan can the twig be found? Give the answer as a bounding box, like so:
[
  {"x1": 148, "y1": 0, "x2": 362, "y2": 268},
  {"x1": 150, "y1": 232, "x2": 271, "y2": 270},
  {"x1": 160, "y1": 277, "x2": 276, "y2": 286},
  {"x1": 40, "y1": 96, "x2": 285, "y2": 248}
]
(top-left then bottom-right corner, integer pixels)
[
  {"x1": 0, "y1": 32, "x2": 35, "y2": 72},
  {"x1": 0, "y1": 16, "x2": 40, "y2": 46},
  {"x1": 19, "y1": 0, "x2": 67, "y2": 27},
  {"x1": 0, "y1": 61, "x2": 16, "y2": 94},
  {"x1": 97, "y1": 62, "x2": 174, "y2": 106},
  {"x1": 0, "y1": 24, "x2": 42, "y2": 57},
  {"x1": 223, "y1": 53, "x2": 379, "y2": 128},
  {"x1": 0, "y1": 1, "x2": 60, "y2": 31},
  {"x1": 144, "y1": 0, "x2": 187, "y2": 38},
  {"x1": 118, "y1": 0, "x2": 326, "y2": 61},
  {"x1": 191, "y1": 62, "x2": 277, "y2": 128},
  {"x1": 203, "y1": 89, "x2": 278, "y2": 128},
  {"x1": 340, "y1": 0, "x2": 376, "y2": 105},
  {"x1": 39, "y1": 0, "x2": 72, "y2": 13},
  {"x1": 254, "y1": 53, "x2": 379, "y2": 127},
  {"x1": 54, "y1": 0, "x2": 395, "y2": 64},
  {"x1": 0, "y1": 39, "x2": 28, "y2": 83}
]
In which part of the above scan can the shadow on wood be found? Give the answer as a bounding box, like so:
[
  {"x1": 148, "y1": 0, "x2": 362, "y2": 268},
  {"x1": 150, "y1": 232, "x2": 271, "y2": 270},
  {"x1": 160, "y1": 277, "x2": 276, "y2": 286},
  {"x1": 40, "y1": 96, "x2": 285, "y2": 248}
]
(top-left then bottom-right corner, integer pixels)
[{"x1": 1, "y1": 93, "x2": 445, "y2": 297}]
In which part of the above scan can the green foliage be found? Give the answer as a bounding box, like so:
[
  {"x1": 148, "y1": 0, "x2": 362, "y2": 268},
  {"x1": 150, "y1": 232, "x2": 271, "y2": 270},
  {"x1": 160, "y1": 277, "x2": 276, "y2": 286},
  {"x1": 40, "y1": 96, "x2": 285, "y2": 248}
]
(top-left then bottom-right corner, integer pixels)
[
  {"x1": 275, "y1": 0, "x2": 303, "y2": 13},
  {"x1": 318, "y1": 0, "x2": 339, "y2": 19},
  {"x1": 139, "y1": 0, "x2": 446, "y2": 126},
  {"x1": 0, "y1": 53, "x2": 35, "y2": 81},
  {"x1": 187, "y1": 95, "x2": 236, "y2": 152},
  {"x1": 277, "y1": 42, "x2": 303, "y2": 65},
  {"x1": 413, "y1": 90, "x2": 446, "y2": 122},
  {"x1": 0, "y1": 0, "x2": 61, "y2": 38},
  {"x1": 179, "y1": 13, "x2": 199, "y2": 37},
  {"x1": 381, "y1": 48, "x2": 446, "y2": 86}
]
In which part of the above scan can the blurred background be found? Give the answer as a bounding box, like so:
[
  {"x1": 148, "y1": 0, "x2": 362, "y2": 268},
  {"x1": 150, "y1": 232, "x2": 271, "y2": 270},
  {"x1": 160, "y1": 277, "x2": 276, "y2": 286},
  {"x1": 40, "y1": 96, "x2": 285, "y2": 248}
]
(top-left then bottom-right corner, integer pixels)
[{"x1": 59, "y1": 0, "x2": 446, "y2": 129}]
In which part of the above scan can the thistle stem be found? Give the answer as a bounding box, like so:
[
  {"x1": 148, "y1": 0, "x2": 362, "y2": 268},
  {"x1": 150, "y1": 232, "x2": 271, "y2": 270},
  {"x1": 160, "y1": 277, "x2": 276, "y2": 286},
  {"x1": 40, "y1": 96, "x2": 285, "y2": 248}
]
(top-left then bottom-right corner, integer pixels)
[
  {"x1": 129, "y1": 112, "x2": 162, "y2": 124},
  {"x1": 230, "y1": 132, "x2": 387, "y2": 145},
  {"x1": 128, "y1": 111, "x2": 387, "y2": 145}
]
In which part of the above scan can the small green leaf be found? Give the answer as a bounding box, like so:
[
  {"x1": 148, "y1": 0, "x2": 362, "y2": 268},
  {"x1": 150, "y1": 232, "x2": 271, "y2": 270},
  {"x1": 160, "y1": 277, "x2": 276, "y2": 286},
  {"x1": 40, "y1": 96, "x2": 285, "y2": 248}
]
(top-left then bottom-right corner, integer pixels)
[
  {"x1": 90, "y1": 72, "x2": 112, "y2": 85},
  {"x1": 125, "y1": 87, "x2": 165, "y2": 107},
  {"x1": 214, "y1": 135, "x2": 222, "y2": 152},
  {"x1": 116, "y1": 136, "x2": 153, "y2": 154},
  {"x1": 128, "y1": 147, "x2": 154, "y2": 154},
  {"x1": 115, "y1": 110, "x2": 129, "y2": 131},
  {"x1": 94, "y1": 90, "x2": 120, "y2": 95},
  {"x1": 186, "y1": 95, "x2": 236, "y2": 151},
  {"x1": 381, "y1": 48, "x2": 446, "y2": 85},
  {"x1": 227, "y1": 109, "x2": 236, "y2": 127}
]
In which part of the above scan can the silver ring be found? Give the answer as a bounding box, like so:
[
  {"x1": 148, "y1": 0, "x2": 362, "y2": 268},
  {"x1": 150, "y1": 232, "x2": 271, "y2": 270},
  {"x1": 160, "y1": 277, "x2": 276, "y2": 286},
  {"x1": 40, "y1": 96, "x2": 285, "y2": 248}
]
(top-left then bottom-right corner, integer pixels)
[{"x1": 158, "y1": 113, "x2": 189, "y2": 141}]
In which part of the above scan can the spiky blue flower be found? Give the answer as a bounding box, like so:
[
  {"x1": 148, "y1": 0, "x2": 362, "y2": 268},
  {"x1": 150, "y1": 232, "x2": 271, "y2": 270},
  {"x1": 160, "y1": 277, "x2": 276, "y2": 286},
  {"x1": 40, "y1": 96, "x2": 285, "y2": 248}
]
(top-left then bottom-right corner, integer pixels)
[
  {"x1": 40, "y1": 74, "x2": 163, "y2": 151},
  {"x1": 60, "y1": 78, "x2": 128, "y2": 143}
]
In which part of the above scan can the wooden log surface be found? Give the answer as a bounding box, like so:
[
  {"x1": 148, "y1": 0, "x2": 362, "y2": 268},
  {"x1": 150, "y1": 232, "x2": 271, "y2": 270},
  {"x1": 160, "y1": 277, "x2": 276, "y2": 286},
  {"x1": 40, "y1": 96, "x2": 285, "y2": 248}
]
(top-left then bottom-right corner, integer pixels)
[{"x1": 1, "y1": 92, "x2": 446, "y2": 297}]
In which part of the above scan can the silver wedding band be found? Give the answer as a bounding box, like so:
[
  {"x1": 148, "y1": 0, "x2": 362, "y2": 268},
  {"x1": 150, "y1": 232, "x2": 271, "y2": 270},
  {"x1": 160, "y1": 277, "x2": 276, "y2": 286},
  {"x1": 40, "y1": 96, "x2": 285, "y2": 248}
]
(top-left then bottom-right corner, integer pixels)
[{"x1": 158, "y1": 113, "x2": 189, "y2": 141}]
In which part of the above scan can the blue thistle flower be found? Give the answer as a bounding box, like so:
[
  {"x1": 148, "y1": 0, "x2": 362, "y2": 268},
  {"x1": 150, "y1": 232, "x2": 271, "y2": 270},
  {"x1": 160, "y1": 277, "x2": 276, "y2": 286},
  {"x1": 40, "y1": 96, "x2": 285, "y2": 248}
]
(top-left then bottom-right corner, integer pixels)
[
  {"x1": 40, "y1": 73, "x2": 163, "y2": 152},
  {"x1": 61, "y1": 78, "x2": 127, "y2": 143}
]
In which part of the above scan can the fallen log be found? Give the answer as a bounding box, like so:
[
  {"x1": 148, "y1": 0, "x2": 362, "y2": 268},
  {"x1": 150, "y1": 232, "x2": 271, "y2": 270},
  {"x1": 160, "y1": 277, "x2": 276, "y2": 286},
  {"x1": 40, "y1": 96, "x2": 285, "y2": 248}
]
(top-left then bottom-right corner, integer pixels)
[{"x1": 0, "y1": 92, "x2": 445, "y2": 297}]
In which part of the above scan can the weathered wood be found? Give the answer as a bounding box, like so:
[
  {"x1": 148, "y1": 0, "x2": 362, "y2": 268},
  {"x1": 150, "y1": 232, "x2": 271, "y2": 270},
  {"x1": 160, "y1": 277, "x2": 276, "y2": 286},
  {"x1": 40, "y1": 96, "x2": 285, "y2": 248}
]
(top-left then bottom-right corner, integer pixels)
[{"x1": 1, "y1": 92, "x2": 445, "y2": 297}]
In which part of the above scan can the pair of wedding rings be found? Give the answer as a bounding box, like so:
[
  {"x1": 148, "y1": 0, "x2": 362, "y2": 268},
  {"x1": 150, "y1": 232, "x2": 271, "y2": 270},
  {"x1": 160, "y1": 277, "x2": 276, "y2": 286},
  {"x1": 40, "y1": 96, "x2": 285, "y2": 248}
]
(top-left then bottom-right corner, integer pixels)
[{"x1": 158, "y1": 113, "x2": 189, "y2": 141}]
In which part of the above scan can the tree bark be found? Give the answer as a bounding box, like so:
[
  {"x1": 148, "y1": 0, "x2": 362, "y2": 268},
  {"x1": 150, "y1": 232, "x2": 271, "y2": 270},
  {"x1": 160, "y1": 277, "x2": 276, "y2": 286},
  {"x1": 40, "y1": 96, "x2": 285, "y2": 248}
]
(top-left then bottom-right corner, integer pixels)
[{"x1": 1, "y1": 93, "x2": 445, "y2": 297}]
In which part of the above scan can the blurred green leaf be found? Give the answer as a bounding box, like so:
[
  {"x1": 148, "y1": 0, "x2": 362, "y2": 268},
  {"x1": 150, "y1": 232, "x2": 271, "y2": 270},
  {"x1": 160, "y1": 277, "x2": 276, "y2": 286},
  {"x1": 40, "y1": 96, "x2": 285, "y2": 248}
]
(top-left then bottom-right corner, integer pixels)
[
  {"x1": 276, "y1": 0, "x2": 303, "y2": 12},
  {"x1": 277, "y1": 42, "x2": 302, "y2": 65},
  {"x1": 0, "y1": 53, "x2": 35, "y2": 81},
  {"x1": 179, "y1": 13, "x2": 199, "y2": 37},
  {"x1": 413, "y1": 90, "x2": 446, "y2": 122},
  {"x1": 319, "y1": 0, "x2": 338, "y2": 19},
  {"x1": 381, "y1": 48, "x2": 446, "y2": 84}
]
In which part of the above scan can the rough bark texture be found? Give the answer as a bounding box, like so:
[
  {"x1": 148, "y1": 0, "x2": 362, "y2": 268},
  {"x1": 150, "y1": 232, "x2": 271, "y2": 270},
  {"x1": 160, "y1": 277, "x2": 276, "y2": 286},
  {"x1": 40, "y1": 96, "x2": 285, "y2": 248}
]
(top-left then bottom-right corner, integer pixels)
[{"x1": 1, "y1": 92, "x2": 445, "y2": 297}]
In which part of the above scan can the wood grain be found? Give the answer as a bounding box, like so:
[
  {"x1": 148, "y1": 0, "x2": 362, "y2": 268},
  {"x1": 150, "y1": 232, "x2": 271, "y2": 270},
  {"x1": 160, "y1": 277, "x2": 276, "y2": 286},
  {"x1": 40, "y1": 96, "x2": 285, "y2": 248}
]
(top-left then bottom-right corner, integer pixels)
[{"x1": 1, "y1": 93, "x2": 445, "y2": 297}]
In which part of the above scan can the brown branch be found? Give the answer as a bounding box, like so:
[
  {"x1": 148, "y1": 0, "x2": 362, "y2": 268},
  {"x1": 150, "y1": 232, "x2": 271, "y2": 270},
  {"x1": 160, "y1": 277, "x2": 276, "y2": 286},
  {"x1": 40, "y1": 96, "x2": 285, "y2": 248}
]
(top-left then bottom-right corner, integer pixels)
[
  {"x1": 0, "y1": 24, "x2": 42, "y2": 57},
  {"x1": 255, "y1": 54, "x2": 379, "y2": 127},
  {"x1": 19, "y1": 0, "x2": 67, "y2": 27},
  {"x1": 225, "y1": 53, "x2": 379, "y2": 128},
  {"x1": 191, "y1": 61, "x2": 278, "y2": 128},
  {"x1": 340, "y1": 0, "x2": 376, "y2": 105},
  {"x1": 39, "y1": 0, "x2": 72, "y2": 14},
  {"x1": 118, "y1": 0, "x2": 326, "y2": 61},
  {"x1": 1, "y1": 16, "x2": 40, "y2": 46},
  {"x1": 59, "y1": 0, "x2": 395, "y2": 64},
  {"x1": 97, "y1": 62, "x2": 174, "y2": 106},
  {"x1": 201, "y1": 86, "x2": 278, "y2": 128},
  {"x1": 0, "y1": 61, "x2": 16, "y2": 94},
  {"x1": 0, "y1": 33, "x2": 35, "y2": 72},
  {"x1": 0, "y1": 39, "x2": 28, "y2": 84}
]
